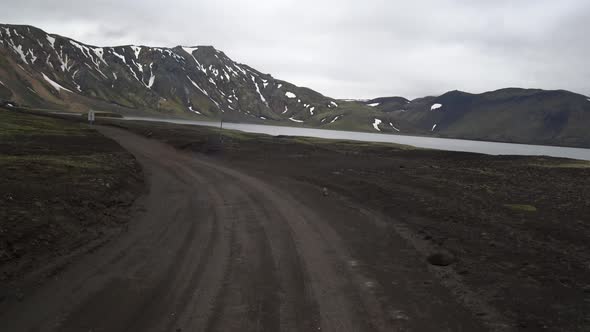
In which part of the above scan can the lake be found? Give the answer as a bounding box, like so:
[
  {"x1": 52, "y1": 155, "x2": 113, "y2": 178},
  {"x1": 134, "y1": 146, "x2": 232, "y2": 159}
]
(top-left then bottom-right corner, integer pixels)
[{"x1": 123, "y1": 117, "x2": 590, "y2": 161}]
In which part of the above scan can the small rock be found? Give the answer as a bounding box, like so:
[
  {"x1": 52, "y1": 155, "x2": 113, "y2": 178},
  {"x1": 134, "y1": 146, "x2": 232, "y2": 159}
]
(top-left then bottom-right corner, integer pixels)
[
  {"x1": 427, "y1": 251, "x2": 455, "y2": 267},
  {"x1": 390, "y1": 309, "x2": 409, "y2": 321},
  {"x1": 558, "y1": 278, "x2": 572, "y2": 287},
  {"x1": 364, "y1": 281, "x2": 376, "y2": 289}
]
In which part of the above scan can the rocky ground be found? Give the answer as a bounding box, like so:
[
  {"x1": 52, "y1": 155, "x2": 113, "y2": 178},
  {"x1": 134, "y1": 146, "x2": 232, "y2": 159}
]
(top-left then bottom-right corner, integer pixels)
[
  {"x1": 109, "y1": 118, "x2": 590, "y2": 331},
  {"x1": 2, "y1": 110, "x2": 589, "y2": 331},
  {"x1": 0, "y1": 109, "x2": 143, "y2": 299}
]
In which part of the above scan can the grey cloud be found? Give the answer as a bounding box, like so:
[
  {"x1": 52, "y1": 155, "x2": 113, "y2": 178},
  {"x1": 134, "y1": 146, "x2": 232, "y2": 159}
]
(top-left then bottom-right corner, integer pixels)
[{"x1": 0, "y1": 0, "x2": 588, "y2": 99}]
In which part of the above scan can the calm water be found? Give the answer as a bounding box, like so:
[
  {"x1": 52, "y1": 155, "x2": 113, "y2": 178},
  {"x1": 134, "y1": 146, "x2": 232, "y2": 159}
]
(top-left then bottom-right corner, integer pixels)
[{"x1": 123, "y1": 117, "x2": 590, "y2": 161}]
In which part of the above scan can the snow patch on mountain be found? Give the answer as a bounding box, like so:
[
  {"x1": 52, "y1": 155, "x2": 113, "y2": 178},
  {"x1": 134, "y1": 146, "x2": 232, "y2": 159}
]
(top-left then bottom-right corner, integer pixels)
[
  {"x1": 42, "y1": 73, "x2": 73, "y2": 93},
  {"x1": 46, "y1": 35, "x2": 55, "y2": 48},
  {"x1": 432, "y1": 124, "x2": 437, "y2": 131},
  {"x1": 1, "y1": 27, "x2": 11, "y2": 38},
  {"x1": 309, "y1": 107, "x2": 315, "y2": 115},
  {"x1": 181, "y1": 47, "x2": 206, "y2": 73},
  {"x1": 28, "y1": 50, "x2": 37, "y2": 63},
  {"x1": 285, "y1": 91, "x2": 296, "y2": 99},
  {"x1": 368, "y1": 102, "x2": 380, "y2": 107},
  {"x1": 372, "y1": 118, "x2": 382, "y2": 131},
  {"x1": 112, "y1": 50, "x2": 126, "y2": 63},
  {"x1": 132, "y1": 59, "x2": 143, "y2": 73},
  {"x1": 251, "y1": 76, "x2": 269, "y2": 107},
  {"x1": 289, "y1": 117, "x2": 304, "y2": 123},
  {"x1": 330, "y1": 101, "x2": 338, "y2": 107},
  {"x1": 57, "y1": 50, "x2": 74, "y2": 72},
  {"x1": 329, "y1": 115, "x2": 341, "y2": 124},
  {"x1": 92, "y1": 48, "x2": 108, "y2": 65},
  {"x1": 187, "y1": 75, "x2": 208, "y2": 96},
  {"x1": 431, "y1": 103, "x2": 442, "y2": 110},
  {"x1": 9, "y1": 43, "x2": 28, "y2": 64},
  {"x1": 389, "y1": 122, "x2": 400, "y2": 132},
  {"x1": 125, "y1": 62, "x2": 141, "y2": 82},
  {"x1": 12, "y1": 29, "x2": 22, "y2": 38},
  {"x1": 147, "y1": 63, "x2": 155, "y2": 88},
  {"x1": 225, "y1": 64, "x2": 238, "y2": 77},
  {"x1": 69, "y1": 41, "x2": 91, "y2": 58},
  {"x1": 188, "y1": 106, "x2": 201, "y2": 114},
  {"x1": 130, "y1": 45, "x2": 142, "y2": 59}
]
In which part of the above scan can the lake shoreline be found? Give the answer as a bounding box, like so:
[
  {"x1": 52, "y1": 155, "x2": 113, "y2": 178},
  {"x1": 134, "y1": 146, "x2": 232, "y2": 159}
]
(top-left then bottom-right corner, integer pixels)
[{"x1": 121, "y1": 116, "x2": 590, "y2": 161}]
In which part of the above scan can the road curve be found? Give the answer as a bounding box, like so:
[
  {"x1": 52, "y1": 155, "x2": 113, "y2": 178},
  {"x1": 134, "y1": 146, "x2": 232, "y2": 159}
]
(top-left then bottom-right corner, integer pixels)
[{"x1": 0, "y1": 126, "x2": 490, "y2": 332}]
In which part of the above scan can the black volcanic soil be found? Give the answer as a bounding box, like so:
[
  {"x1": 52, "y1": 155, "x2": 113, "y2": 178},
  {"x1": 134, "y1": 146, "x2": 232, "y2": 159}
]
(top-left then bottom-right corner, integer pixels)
[
  {"x1": 0, "y1": 109, "x2": 143, "y2": 299},
  {"x1": 2, "y1": 110, "x2": 590, "y2": 331},
  {"x1": 108, "y1": 118, "x2": 590, "y2": 331}
]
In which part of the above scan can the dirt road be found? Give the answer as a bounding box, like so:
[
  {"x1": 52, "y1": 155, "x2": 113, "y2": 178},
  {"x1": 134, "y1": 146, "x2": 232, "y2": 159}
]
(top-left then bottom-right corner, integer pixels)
[{"x1": 0, "y1": 126, "x2": 492, "y2": 331}]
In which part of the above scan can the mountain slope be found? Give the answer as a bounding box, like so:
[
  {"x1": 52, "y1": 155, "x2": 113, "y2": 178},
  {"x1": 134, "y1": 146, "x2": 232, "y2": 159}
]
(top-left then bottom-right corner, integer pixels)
[
  {"x1": 375, "y1": 89, "x2": 590, "y2": 147},
  {"x1": 0, "y1": 23, "x2": 354, "y2": 124}
]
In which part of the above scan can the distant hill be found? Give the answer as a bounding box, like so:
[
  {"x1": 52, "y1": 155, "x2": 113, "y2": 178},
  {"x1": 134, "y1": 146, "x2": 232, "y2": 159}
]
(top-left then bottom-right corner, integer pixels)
[
  {"x1": 1, "y1": 23, "x2": 590, "y2": 147},
  {"x1": 373, "y1": 89, "x2": 590, "y2": 147}
]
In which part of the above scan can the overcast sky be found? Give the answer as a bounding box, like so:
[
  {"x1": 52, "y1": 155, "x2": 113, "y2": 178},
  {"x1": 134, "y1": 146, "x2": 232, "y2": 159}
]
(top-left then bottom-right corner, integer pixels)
[{"x1": 1, "y1": 0, "x2": 589, "y2": 99}]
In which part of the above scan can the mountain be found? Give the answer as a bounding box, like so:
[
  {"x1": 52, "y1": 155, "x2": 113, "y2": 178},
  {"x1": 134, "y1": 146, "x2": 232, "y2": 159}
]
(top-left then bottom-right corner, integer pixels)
[
  {"x1": 2, "y1": 23, "x2": 590, "y2": 148},
  {"x1": 0, "y1": 23, "x2": 352, "y2": 124},
  {"x1": 371, "y1": 89, "x2": 590, "y2": 147}
]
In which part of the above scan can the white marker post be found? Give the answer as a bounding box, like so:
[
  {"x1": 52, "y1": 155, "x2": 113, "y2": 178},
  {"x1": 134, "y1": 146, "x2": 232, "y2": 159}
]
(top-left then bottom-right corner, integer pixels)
[{"x1": 88, "y1": 110, "x2": 95, "y2": 125}]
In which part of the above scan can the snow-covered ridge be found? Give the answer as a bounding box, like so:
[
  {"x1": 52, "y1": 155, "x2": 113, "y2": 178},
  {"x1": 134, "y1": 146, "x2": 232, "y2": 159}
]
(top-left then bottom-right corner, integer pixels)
[{"x1": 0, "y1": 24, "x2": 339, "y2": 121}]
